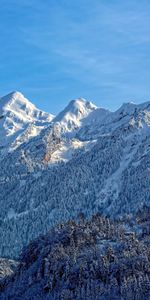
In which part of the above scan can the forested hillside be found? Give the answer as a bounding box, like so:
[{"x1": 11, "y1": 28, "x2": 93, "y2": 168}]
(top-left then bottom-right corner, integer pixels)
[{"x1": 1, "y1": 207, "x2": 150, "y2": 300}]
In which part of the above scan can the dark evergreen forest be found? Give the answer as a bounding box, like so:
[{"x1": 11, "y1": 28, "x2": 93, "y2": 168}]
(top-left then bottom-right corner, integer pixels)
[{"x1": 1, "y1": 206, "x2": 150, "y2": 300}]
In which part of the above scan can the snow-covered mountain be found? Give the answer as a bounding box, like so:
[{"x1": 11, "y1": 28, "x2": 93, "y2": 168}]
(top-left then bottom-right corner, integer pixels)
[
  {"x1": 0, "y1": 91, "x2": 54, "y2": 154},
  {"x1": 0, "y1": 92, "x2": 150, "y2": 257}
]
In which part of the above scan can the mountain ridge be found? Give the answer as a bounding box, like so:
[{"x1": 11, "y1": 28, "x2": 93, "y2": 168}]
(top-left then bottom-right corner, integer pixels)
[{"x1": 0, "y1": 91, "x2": 149, "y2": 257}]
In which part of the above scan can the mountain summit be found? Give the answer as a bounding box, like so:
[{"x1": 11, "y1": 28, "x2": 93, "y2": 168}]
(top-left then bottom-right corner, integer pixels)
[
  {"x1": 0, "y1": 91, "x2": 54, "y2": 151},
  {"x1": 0, "y1": 91, "x2": 53, "y2": 122},
  {"x1": 53, "y1": 98, "x2": 97, "y2": 132}
]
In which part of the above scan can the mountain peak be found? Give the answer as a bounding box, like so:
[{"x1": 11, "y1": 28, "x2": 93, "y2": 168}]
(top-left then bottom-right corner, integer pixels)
[
  {"x1": 4, "y1": 90, "x2": 25, "y2": 99},
  {"x1": 0, "y1": 91, "x2": 36, "y2": 113},
  {"x1": 68, "y1": 98, "x2": 97, "y2": 114},
  {"x1": 0, "y1": 91, "x2": 54, "y2": 121},
  {"x1": 53, "y1": 98, "x2": 97, "y2": 131},
  {"x1": 0, "y1": 91, "x2": 54, "y2": 150},
  {"x1": 69, "y1": 97, "x2": 97, "y2": 109}
]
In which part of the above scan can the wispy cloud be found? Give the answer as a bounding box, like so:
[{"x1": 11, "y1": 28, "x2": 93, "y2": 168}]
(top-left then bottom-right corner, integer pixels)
[
  {"x1": 1, "y1": 0, "x2": 150, "y2": 111},
  {"x1": 20, "y1": 1, "x2": 150, "y2": 71}
]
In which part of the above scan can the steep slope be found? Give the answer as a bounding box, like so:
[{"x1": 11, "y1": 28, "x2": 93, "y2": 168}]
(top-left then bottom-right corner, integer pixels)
[
  {"x1": 0, "y1": 91, "x2": 54, "y2": 154},
  {"x1": 0, "y1": 96, "x2": 150, "y2": 258}
]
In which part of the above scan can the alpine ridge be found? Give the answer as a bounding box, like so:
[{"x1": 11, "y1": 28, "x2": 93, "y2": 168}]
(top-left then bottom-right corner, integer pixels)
[{"x1": 0, "y1": 91, "x2": 149, "y2": 257}]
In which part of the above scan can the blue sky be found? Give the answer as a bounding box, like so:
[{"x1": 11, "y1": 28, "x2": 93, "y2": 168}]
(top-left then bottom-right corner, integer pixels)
[{"x1": 0, "y1": 0, "x2": 150, "y2": 114}]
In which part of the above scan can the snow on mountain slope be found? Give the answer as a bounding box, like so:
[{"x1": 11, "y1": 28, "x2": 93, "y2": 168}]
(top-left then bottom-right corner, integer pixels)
[
  {"x1": 0, "y1": 95, "x2": 150, "y2": 257},
  {"x1": 7, "y1": 98, "x2": 105, "y2": 166},
  {"x1": 77, "y1": 100, "x2": 150, "y2": 140},
  {"x1": 0, "y1": 91, "x2": 54, "y2": 153},
  {"x1": 53, "y1": 98, "x2": 97, "y2": 133}
]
